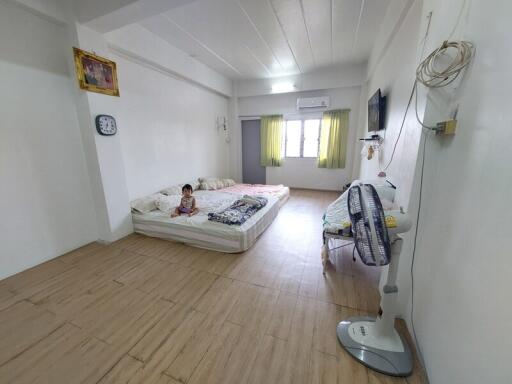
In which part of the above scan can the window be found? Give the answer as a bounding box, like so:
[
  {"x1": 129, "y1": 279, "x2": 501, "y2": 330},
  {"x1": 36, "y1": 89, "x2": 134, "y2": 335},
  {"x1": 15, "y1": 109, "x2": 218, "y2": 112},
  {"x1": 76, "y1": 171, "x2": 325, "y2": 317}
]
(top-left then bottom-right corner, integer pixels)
[{"x1": 285, "y1": 119, "x2": 320, "y2": 158}]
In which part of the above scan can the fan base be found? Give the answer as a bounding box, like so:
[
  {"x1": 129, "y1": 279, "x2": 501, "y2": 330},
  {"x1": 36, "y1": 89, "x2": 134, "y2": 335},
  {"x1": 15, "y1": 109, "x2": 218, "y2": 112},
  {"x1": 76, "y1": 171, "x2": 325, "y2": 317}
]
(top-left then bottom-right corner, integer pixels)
[{"x1": 337, "y1": 316, "x2": 413, "y2": 377}]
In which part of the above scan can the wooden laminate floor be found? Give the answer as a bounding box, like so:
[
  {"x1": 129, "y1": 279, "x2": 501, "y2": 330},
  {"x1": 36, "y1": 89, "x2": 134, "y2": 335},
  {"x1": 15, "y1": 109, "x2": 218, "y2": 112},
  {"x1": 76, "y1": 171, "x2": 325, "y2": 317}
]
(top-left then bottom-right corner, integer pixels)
[{"x1": 0, "y1": 189, "x2": 427, "y2": 384}]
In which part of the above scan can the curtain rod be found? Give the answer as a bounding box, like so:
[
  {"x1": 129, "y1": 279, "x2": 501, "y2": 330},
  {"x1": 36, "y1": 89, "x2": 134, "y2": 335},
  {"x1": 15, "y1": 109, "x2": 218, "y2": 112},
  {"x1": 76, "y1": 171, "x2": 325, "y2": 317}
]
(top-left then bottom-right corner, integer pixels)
[{"x1": 238, "y1": 109, "x2": 348, "y2": 120}]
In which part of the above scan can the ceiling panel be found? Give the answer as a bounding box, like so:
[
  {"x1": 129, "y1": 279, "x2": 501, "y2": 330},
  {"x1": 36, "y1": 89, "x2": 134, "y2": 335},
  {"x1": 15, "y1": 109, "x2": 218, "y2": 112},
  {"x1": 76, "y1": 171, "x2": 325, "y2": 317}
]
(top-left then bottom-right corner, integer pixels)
[
  {"x1": 268, "y1": 0, "x2": 315, "y2": 73},
  {"x1": 135, "y1": 0, "x2": 391, "y2": 79},
  {"x1": 140, "y1": 14, "x2": 243, "y2": 78},
  {"x1": 353, "y1": 0, "x2": 391, "y2": 63},
  {"x1": 332, "y1": 0, "x2": 361, "y2": 64},
  {"x1": 163, "y1": 0, "x2": 281, "y2": 78},
  {"x1": 301, "y1": 0, "x2": 333, "y2": 68},
  {"x1": 237, "y1": 0, "x2": 300, "y2": 76}
]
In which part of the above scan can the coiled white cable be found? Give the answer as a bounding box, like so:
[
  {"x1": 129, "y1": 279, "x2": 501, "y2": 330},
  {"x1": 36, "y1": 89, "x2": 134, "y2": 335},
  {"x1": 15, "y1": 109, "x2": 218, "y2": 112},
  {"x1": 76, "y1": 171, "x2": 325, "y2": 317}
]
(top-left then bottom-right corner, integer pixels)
[
  {"x1": 415, "y1": 40, "x2": 474, "y2": 129},
  {"x1": 381, "y1": 40, "x2": 474, "y2": 169},
  {"x1": 416, "y1": 40, "x2": 474, "y2": 88}
]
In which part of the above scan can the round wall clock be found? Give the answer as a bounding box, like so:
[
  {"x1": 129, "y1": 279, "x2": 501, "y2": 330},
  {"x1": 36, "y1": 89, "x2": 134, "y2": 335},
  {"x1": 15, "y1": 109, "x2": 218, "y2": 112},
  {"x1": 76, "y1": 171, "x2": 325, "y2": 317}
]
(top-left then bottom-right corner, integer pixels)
[{"x1": 95, "y1": 115, "x2": 117, "y2": 136}]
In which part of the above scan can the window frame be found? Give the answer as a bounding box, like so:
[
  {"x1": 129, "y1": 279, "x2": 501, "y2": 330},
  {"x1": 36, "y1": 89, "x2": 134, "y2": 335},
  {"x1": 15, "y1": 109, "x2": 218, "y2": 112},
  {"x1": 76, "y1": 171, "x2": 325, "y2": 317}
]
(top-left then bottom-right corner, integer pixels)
[{"x1": 284, "y1": 117, "x2": 321, "y2": 158}]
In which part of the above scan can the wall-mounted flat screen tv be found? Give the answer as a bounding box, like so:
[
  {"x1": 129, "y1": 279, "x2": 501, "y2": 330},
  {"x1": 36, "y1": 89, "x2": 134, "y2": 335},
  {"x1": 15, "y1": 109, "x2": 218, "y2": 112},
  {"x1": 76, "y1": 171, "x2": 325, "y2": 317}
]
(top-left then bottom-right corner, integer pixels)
[{"x1": 368, "y1": 89, "x2": 386, "y2": 132}]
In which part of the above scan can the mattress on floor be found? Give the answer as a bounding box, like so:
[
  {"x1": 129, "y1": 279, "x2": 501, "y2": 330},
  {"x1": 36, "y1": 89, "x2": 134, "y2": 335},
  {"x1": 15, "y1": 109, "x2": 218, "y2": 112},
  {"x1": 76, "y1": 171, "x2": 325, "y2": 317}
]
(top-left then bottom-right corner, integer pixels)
[
  {"x1": 218, "y1": 183, "x2": 290, "y2": 207},
  {"x1": 132, "y1": 190, "x2": 280, "y2": 253}
]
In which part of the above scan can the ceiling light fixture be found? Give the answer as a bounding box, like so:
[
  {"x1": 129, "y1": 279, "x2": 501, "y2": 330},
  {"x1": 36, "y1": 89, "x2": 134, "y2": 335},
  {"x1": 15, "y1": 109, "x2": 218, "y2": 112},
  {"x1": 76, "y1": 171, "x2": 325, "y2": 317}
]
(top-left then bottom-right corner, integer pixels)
[{"x1": 271, "y1": 82, "x2": 295, "y2": 93}]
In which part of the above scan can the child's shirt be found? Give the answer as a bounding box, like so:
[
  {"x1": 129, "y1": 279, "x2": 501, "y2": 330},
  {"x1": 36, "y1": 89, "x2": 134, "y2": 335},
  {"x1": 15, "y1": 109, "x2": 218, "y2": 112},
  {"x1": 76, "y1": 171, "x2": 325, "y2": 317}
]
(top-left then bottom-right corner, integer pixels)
[{"x1": 181, "y1": 196, "x2": 195, "y2": 209}]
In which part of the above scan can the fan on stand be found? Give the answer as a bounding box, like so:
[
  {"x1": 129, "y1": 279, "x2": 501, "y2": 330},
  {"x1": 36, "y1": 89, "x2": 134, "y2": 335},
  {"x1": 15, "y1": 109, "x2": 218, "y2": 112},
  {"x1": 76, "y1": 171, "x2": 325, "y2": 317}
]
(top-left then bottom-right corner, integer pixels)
[{"x1": 337, "y1": 183, "x2": 413, "y2": 376}]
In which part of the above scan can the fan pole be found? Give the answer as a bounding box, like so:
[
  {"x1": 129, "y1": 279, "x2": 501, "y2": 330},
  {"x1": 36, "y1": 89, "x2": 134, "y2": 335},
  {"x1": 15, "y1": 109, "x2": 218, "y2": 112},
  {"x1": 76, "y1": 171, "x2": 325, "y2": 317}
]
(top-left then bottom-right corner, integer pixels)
[
  {"x1": 337, "y1": 233, "x2": 413, "y2": 376},
  {"x1": 375, "y1": 235, "x2": 403, "y2": 337}
]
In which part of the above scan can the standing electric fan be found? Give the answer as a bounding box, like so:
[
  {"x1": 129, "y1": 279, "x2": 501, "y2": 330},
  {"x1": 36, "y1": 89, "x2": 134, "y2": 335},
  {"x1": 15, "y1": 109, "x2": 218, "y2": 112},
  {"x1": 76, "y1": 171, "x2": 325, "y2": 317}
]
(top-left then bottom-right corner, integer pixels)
[{"x1": 337, "y1": 183, "x2": 413, "y2": 376}]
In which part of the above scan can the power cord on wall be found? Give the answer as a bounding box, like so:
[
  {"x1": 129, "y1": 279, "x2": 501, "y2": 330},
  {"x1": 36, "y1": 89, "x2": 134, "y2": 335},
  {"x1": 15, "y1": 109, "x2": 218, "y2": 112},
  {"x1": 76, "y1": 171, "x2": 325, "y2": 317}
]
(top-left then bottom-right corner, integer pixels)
[
  {"x1": 381, "y1": 38, "x2": 474, "y2": 171},
  {"x1": 381, "y1": 81, "x2": 417, "y2": 172},
  {"x1": 409, "y1": 129, "x2": 430, "y2": 370},
  {"x1": 416, "y1": 40, "x2": 474, "y2": 89},
  {"x1": 408, "y1": 41, "x2": 474, "y2": 376},
  {"x1": 374, "y1": 3, "x2": 474, "y2": 381},
  {"x1": 380, "y1": 38, "x2": 474, "y2": 171},
  {"x1": 379, "y1": 10, "x2": 432, "y2": 173}
]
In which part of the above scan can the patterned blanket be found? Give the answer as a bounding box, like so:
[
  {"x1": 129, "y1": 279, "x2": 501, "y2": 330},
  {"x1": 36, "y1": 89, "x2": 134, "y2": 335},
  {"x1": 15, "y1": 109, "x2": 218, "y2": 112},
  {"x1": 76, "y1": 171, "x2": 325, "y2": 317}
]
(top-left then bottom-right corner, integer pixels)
[{"x1": 208, "y1": 195, "x2": 268, "y2": 225}]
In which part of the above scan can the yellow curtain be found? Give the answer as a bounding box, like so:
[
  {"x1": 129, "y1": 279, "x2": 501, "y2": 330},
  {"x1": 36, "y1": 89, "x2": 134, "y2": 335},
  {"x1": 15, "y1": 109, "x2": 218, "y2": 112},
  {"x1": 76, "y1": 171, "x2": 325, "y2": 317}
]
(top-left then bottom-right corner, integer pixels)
[
  {"x1": 260, "y1": 115, "x2": 284, "y2": 167},
  {"x1": 318, "y1": 109, "x2": 350, "y2": 168}
]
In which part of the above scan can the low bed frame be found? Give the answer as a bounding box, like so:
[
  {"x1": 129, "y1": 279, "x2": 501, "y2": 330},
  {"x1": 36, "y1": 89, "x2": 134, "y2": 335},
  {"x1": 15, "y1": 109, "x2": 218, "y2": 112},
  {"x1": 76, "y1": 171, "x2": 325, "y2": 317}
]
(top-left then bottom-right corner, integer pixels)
[{"x1": 321, "y1": 180, "x2": 397, "y2": 274}]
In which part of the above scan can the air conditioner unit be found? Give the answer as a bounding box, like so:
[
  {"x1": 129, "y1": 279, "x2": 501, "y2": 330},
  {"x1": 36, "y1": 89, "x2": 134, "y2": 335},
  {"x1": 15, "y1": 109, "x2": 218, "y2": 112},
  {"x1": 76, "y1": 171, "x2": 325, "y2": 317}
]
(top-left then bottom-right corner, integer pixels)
[{"x1": 297, "y1": 96, "x2": 330, "y2": 110}]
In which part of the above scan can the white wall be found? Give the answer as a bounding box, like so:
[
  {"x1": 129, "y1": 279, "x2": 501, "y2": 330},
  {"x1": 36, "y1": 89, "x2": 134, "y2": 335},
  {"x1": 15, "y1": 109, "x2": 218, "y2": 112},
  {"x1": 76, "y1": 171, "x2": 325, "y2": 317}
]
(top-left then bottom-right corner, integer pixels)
[
  {"x1": 405, "y1": 1, "x2": 512, "y2": 383},
  {"x1": 237, "y1": 86, "x2": 361, "y2": 190},
  {"x1": 73, "y1": 24, "x2": 134, "y2": 242},
  {"x1": 358, "y1": 0, "x2": 423, "y2": 207},
  {"x1": 112, "y1": 54, "x2": 230, "y2": 200},
  {"x1": 70, "y1": 21, "x2": 233, "y2": 237},
  {"x1": 357, "y1": 0, "x2": 512, "y2": 382},
  {"x1": 5, "y1": 0, "x2": 68, "y2": 23},
  {"x1": 0, "y1": 1, "x2": 97, "y2": 279}
]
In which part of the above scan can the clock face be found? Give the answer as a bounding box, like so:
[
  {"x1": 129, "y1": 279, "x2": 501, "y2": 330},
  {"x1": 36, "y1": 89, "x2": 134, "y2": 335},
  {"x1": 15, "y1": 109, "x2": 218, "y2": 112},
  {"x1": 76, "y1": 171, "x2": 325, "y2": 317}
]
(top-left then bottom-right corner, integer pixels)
[{"x1": 95, "y1": 115, "x2": 117, "y2": 136}]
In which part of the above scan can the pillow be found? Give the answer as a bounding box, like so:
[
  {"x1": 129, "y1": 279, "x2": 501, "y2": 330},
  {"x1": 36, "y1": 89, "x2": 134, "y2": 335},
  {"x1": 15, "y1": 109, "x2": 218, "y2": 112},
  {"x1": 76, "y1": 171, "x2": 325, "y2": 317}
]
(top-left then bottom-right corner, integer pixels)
[
  {"x1": 155, "y1": 195, "x2": 182, "y2": 213},
  {"x1": 198, "y1": 178, "x2": 218, "y2": 190},
  {"x1": 198, "y1": 177, "x2": 235, "y2": 190},
  {"x1": 187, "y1": 180, "x2": 200, "y2": 191},
  {"x1": 160, "y1": 185, "x2": 182, "y2": 196},
  {"x1": 161, "y1": 181, "x2": 200, "y2": 195},
  {"x1": 222, "y1": 178, "x2": 236, "y2": 187},
  {"x1": 131, "y1": 194, "x2": 161, "y2": 213}
]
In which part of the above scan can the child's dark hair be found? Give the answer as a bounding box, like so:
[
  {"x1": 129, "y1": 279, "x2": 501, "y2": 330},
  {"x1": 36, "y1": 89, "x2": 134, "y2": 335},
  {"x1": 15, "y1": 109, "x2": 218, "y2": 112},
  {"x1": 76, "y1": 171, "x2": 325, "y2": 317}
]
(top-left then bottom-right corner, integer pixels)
[{"x1": 182, "y1": 184, "x2": 193, "y2": 192}]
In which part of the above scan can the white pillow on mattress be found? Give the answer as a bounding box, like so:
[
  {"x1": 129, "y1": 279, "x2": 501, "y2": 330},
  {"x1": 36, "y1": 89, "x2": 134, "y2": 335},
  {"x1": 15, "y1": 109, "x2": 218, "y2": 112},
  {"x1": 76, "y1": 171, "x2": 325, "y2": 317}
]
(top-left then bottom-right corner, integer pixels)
[
  {"x1": 198, "y1": 177, "x2": 234, "y2": 190},
  {"x1": 160, "y1": 181, "x2": 200, "y2": 195},
  {"x1": 160, "y1": 185, "x2": 182, "y2": 196},
  {"x1": 155, "y1": 195, "x2": 182, "y2": 213},
  {"x1": 199, "y1": 179, "x2": 221, "y2": 190},
  {"x1": 131, "y1": 194, "x2": 161, "y2": 213}
]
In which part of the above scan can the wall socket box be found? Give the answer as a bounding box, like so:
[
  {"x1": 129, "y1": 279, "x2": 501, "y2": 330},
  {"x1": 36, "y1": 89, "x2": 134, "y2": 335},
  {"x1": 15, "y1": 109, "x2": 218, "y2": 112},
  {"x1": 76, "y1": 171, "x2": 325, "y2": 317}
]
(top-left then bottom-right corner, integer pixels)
[{"x1": 436, "y1": 119, "x2": 457, "y2": 135}]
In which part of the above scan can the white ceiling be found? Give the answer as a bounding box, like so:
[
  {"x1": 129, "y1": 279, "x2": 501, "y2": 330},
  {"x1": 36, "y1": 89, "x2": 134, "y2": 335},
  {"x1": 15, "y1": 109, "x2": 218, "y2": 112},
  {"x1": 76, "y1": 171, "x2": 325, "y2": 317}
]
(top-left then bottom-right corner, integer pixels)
[{"x1": 139, "y1": 0, "x2": 390, "y2": 80}]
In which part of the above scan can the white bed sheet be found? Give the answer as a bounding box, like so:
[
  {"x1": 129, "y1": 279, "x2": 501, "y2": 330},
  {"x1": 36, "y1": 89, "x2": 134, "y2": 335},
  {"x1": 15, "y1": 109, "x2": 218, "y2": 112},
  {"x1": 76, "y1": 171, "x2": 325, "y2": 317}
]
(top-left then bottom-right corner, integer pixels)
[
  {"x1": 133, "y1": 190, "x2": 279, "y2": 253},
  {"x1": 217, "y1": 184, "x2": 290, "y2": 208},
  {"x1": 274, "y1": 186, "x2": 290, "y2": 207},
  {"x1": 323, "y1": 181, "x2": 397, "y2": 235}
]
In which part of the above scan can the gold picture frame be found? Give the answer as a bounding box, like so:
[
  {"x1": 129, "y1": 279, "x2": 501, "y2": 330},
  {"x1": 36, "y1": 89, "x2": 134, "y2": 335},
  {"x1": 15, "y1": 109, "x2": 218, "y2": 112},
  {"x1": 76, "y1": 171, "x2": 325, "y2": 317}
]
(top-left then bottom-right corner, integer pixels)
[{"x1": 73, "y1": 47, "x2": 120, "y2": 97}]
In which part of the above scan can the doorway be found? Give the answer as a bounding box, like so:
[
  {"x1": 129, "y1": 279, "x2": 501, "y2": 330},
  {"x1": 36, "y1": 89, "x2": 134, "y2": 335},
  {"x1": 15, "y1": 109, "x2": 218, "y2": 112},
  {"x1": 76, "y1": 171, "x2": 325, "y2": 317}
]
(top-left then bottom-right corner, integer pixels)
[{"x1": 241, "y1": 119, "x2": 266, "y2": 184}]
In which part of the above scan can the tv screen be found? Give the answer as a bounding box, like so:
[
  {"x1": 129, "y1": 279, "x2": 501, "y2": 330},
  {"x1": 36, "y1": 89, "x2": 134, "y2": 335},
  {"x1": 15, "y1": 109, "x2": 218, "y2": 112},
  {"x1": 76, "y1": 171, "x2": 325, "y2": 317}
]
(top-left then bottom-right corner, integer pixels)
[{"x1": 368, "y1": 89, "x2": 386, "y2": 132}]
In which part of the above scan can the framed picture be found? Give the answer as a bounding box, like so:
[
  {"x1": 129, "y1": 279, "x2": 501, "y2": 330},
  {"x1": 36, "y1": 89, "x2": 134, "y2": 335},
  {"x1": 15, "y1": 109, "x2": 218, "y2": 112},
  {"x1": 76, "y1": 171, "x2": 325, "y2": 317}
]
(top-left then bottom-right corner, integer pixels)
[{"x1": 73, "y1": 47, "x2": 120, "y2": 97}]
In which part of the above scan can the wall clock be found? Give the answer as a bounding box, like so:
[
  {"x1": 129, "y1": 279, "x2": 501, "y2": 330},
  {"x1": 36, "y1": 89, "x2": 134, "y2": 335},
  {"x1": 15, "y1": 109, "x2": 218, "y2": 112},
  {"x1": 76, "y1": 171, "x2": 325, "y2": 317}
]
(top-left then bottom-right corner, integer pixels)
[{"x1": 95, "y1": 115, "x2": 117, "y2": 136}]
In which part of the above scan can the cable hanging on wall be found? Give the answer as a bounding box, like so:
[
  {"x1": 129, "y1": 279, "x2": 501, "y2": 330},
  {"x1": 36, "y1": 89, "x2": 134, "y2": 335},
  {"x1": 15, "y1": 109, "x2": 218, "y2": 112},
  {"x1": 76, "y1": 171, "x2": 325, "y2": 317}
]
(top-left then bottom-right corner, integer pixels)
[
  {"x1": 380, "y1": 39, "x2": 474, "y2": 172},
  {"x1": 416, "y1": 40, "x2": 474, "y2": 88},
  {"x1": 414, "y1": 39, "x2": 474, "y2": 130}
]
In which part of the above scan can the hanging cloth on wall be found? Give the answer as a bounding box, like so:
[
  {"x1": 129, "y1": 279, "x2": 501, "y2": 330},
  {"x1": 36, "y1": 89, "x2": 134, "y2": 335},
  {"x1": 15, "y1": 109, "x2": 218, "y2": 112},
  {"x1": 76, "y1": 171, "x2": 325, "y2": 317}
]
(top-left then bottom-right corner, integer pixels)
[
  {"x1": 367, "y1": 145, "x2": 375, "y2": 160},
  {"x1": 318, "y1": 109, "x2": 350, "y2": 169},
  {"x1": 260, "y1": 115, "x2": 284, "y2": 167}
]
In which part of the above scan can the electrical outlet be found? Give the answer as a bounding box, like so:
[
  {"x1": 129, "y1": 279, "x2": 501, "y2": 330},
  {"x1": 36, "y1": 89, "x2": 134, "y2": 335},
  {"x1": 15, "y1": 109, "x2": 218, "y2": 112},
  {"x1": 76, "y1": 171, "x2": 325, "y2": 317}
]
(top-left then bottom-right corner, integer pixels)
[{"x1": 435, "y1": 119, "x2": 457, "y2": 135}]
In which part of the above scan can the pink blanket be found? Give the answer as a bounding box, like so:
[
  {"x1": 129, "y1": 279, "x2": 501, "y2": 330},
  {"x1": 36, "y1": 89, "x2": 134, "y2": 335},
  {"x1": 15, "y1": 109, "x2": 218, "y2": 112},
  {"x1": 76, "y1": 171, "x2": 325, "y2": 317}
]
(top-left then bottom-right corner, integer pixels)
[{"x1": 218, "y1": 183, "x2": 286, "y2": 198}]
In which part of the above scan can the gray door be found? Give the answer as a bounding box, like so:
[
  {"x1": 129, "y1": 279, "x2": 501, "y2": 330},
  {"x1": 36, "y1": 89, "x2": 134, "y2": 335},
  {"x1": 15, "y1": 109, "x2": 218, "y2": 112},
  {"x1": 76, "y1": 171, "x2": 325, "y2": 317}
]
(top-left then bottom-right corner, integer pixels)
[{"x1": 242, "y1": 119, "x2": 266, "y2": 184}]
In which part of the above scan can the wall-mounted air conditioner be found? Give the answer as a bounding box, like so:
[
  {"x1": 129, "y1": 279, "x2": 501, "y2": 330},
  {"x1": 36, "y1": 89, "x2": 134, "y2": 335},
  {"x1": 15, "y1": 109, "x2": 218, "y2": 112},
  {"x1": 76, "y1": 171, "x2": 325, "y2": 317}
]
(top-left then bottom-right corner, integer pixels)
[{"x1": 296, "y1": 96, "x2": 330, "y2": 110}]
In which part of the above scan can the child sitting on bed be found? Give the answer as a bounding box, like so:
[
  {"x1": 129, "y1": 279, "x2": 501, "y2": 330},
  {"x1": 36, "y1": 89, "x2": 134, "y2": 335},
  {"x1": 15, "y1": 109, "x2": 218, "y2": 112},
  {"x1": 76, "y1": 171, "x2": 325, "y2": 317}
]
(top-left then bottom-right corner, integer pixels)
[{"x1": 171, "y1": 184, "x2": 199, "y2": 218}]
